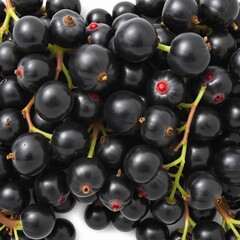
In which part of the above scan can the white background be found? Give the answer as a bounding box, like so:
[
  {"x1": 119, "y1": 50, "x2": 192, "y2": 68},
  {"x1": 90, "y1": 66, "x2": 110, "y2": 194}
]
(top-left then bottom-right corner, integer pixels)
[{"x1": 63, "y1": 1, "x2": 138, "y2": 240}]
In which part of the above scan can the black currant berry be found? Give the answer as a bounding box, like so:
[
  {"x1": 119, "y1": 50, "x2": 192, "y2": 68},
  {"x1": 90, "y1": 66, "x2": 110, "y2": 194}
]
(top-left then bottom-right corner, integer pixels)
[
  {"x1": 184, "y1": 171, "x2": 223, "y2": 211},
  {"x1": 84, "y1": 200, "x2": 112, "y2": 230},
  {"x1": 140, "y1": 105, "x2": 178, "y2": 148},
  {"x1": 34, "y1": 168, "x2": 70, "y2": 207},
  {"x1": 35, "y1": 81, "x2": 74, "y2": 122},
  {"x1": 13, "y1": 16, "x2": 49, "y2": 54},
  {"x1": 67, "y1": 158, "x2": 106, "y2": 197},
  {"x1": 124, "y1": 144, "x2": 163, "y2": 183},
  {"x1": 99, "y1": 172, "x2": 134, "y2": 212},
  {"x1": 45, "y1": 218, "x2": 76, "y2": 240},
  {"x1": 136, "y1": 218, "x2": 169, "y2": 240},
  {"x1": 0, "y1": 181, "x2": 30, "y2": 215},
  {"x1": 50, "y1": 9, "x2": 85, "y2": 48},
  {"x1": 104, "y1": 90, "x2": 145, "y2": 134},
  {"x1": 168, "y1": 33, "x2": 210, "y2": 76},
  {"x1": 10, "y1": 132, "x2": 51, "y2": 176},
  {"x1": 69, "y1": 44, "x2": 119, "y2": 92},
  {"x1": 112, "y1": 1, "x2": 139, "y2": 19},
  {"x1": 136, "y1": 0, "x2": 165, "y2": 18},
  {"x1": 86, "y1": 8, "x2": 112, "y2": 26},
  {"x1": 13, "y1": 0, "x2": 43, "y2": 15},
  {"x1": 214, "y1": 146, "x2": 240, "y2": 185},
  {"x1": 114, "y1": 18, "x2": 158, "y2": 62},
  {"x1": 15, "y1": 53, "x2": 55, "y2": 92},
  {"x1": 192, "y1": 221, "x2": 225, "y2": 240},
  {"x1": 147, "y1": 69, "x2": 186, "y2": 107},
  {"x1": 112, "y1": 212, "x2": 137, "y2": 232},
  {"x1": 21, "y1": 203, "x2": 56, "y2": 239}
]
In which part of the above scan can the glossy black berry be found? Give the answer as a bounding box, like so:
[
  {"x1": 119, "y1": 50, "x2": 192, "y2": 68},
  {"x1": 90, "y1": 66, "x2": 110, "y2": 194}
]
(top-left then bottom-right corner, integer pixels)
[
  {"x1": 162, "y1": 0, "x2": 198, "y2": 34},
  {"x1": 46, "y1": 0, "x2": 81, "y2": 18},
  {"x1": 21, "y1": 203, "x2": 56, "y2": 239},
  {"x1": 84, "y1": 201, "x2": 112, "y2": 230},
  {"x1": 147, "y1": 70, "x2": 186, "y2": 107},
  {"x1": 35, "y1": 81, "x2": 74, "y2": 122},
  {"x1": 0, "y1": 108, "x2": 28, "y2": 146},
  {"x1": 52, "y1": 122, "x2": 90, "y2": 166},
  {"x1": 45, "y1": 218, "x2": 76, "y2": 240},
  {"x1": 114, "y1": 18, "x2": 158, "y2": 63},
  {"x1": 140, "y1": 105, "x2": 178, "y2": 148},
  {"x1": 112, "y1": 1, "x2": 139, "y2": 19},
  {"x1": 11, "y1": 132, "x2": 51, "y2": 176},
  {"x1": 13, "y1": 16, "x2": 49, "y2": 54},
  {"x1": 136, "y1": 218, "x2": 169, "y2": 240},
  {"x1": 124, "y1": 144, "x2": 163, "y2": 183},
  {"x1": 184, "y1": 171, "x2": 223, "y2": 211},
  {"x1": 214, "y1": 146, "x2": 240, "y2": 185},
  {"x1": 99, "y1": 173, "x2": 134, "y2": 212},
  {"x1": 168, "y1": 33, "x2": 210, "y2": 77},
  {"x1": 69, "y1": 44, "x2": 119, "y2": 92},
  {"x1": 13, "y1": 0, "x2": 43, "y2": 15},
  {"x1": 112, "y1": 212, "x2": 137, "y2": 232},
  {"x1": 86, "y1": 8, "x2": 112, "y2": 26},
  {"x1": 151, "y1": 195, "x2": 184, "y2": 225},
  {"x1": 67, "y1": 158, "x2": 106, "y2": 197},
  {"x1": 104, "y1": 90, "x2": 145, "y2": 134},
  {"x1": 192, "y1": 221, "x2": 225, "y2": 240},
  {"x1": 189, "y1": 207, "x2": 216, "y2": 223},
  {"x1": 0, "y1": 181, "x2": 30, "y2": 214},
  {"x1": 50, "y1": 9, "x2": 85, "y2": 48},
  {"x1": 0, "y1": 149, "x2": 14, "y2": 183},
  {"x1": 34, "y1": 168, "x2": 70, "y2": 207},
  {"x1": 136, "y1": 0, "x2": 165, "y2": 18},
  {"x1": 15, "y1": 53, "x2": 55, "y2": 92}
]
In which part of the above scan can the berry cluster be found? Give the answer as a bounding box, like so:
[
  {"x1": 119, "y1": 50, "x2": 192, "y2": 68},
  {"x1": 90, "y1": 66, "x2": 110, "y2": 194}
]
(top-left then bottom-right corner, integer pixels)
[{"x1": 0, "y1": 0, "x2": 240, "y2": 239}]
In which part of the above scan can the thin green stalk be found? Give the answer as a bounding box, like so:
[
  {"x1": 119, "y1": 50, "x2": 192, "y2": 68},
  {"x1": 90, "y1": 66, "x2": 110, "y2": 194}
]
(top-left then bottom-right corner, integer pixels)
[
  {"x1": 100, "y1": 127, "x2": 107, "y2": 137},
  {"x1": 157, "y1": 43, "x2": 171, "y2": 52},
  {"x1": 164, "y1": 156, "x2": 182, "y2": 169},
  {"x1": 30, "y1": 127, "x2": 52, "y2": 140},
  {"x1": 228, "y1": 221, "x2": 240, "y2": 239},
  {"x1": 14, "y1": 228, "x2": 19, "y2": 240},
  {"x1": 178, "y1": 103, "x2": 192, "y2": 108},
  {"x1": 178, "y1": 124, "x2": 186, "y2": 134},
  {"x1": 9, "y1": 8, "x2": 19, "y2": 22},
  {"x1": 167, "y1": 144, "x2": 187, "y2": 203},
  {"x1": 87, "y1": 138, "x2": 97, "y2": 158},
  {"x1": 0, "y1": 225, "x2": 5, "y2": 231}
]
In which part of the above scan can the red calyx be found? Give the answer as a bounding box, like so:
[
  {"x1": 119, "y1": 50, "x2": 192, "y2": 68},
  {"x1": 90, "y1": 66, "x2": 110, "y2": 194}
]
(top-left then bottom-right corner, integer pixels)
[
  {"x1": 89, "y1": 92, "x2": 99, "y2": 101},
  {"x1": 156, "y1": 81, "x2": 169, "y2": 94},
  {"x1": 89, "y1": 22, "x2": 99, "y2": 31},
  {"x1": 204, "y1": 73, "x2": 215, "y2": 82},
  {"x1": 110, "y1": 200, "x2": 122, "y2": 212},
  {"x1": 213, "y1": 94, "x2": 224, "y2": 103},
  {"x1": 15, "y1": 66, "x2": 23, "y2": 78},
  {"x1": 138, "y1": 189, "x2": 149, "y2": 199},
  {"x1": 59, "y1": 197, "x2": 66, "y2": 204}
]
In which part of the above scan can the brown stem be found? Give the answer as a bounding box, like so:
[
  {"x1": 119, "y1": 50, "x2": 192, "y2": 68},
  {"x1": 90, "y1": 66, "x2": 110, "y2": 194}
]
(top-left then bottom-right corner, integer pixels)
[
  {"x1": 231, "y1": 21, "x2": 238, "y2": 31},
  {"x1": 92, "y1": 119, "x2": 103, "y2": 140},
  {"x1": 116, "y1": 169, "x2": 122, "y2": 177},
  {"x1": 54, "y1": 53, "x2": 63, "y2": 80},
  {"x1": 88, "y1": 36, "x2": 92, "y2": 44},
  {"x1": 174, "y1": 103, "x2": 197, "y2": 152},
  {"x1": 191, "y1": 16, "x2": 200, "y2": 25},
  {"x1": 97, "y1": 72, "x2": 108, "y2": 83},
  {"x1": 0, "y1": 213, "x2": 22, "y2": 236},
  {"x1": 215, "y1": 196, "x2": 233, "y2": 220},
  {"x1": 22, "y1": 97, "x2": 35, "y2": 130},
  {"x1": 6, "y1": 0, "x2": 14, "y2": 9},
  {"x1": 100, "y1": 136, "x2": 108, "y2": 145},
  {"x1": 6, "y1": 152, "x2": 15, "y2": 160},
  {"x1": 184, "y1": 197, "x2": 191, "y2": 220}
]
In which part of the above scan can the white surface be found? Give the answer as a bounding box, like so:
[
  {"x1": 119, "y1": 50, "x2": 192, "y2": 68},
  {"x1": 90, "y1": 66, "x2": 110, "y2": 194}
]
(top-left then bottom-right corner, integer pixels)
[{"x1": 63, "y1": 2, "x2": 138, "y2": 240}]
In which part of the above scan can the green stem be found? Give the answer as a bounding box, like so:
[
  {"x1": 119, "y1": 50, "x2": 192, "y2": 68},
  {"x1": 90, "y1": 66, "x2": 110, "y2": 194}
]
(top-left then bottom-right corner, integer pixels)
[
  {"x1": 14, "y1": 228, "x2": 19, "y2": 240},
  {"x1": 228, "y1": 221, "x2": 240, "y2": 239},
  {"x1": 62, "y1": 63, "x2": 73, "y2": 89},
  {"x1": 182, "y1": 219, "x2": 189, "y2": 240},
  {"x1": 30, "y1": 127, "x2": 52, "y2": 140},
  {"x1": 164, "y1": 156, "x2": 182, "y2": 169},
  {"x1": 157, "y1": 43, "x2": 171, "y2": 53},
  {"x1": 189, "y1": 218, "x2": 196, "y2": 227},
  {"x1": 87, "y1": 138, "x2": 97, "y2": 158},
  {"x1": 178, "y1": 124, "x2": 186, "y2": 134},
  {"x1": 0, "y1": 11, "x2": 11, "y2": 42},
  {"x1": 177, "y1": 183, "x2": 188, "y2": 197},
  {"x1": 178, "y1": 103, "x2": 192, "y2": 108},
  {"x1": 229, "y1": 218, "x2": 240, "y2": 225},
  {"x1": 100, "y1": 127, "x2": 107, "y2": 137},
  {"x1": 0, "y1": 225, "x2": 5, "y2": 231},
  {"x1": 167, "y1": 144, "x2": 187, "y2": 203},
  {"x1": 9, "y1": 8, "x2": 19, "y2": 22},
  {"x1": 47, "y1": 44, "x2": 72, "y2": 54},
  {"x1": 87, "y1": 125, "x2": 93, "y2": 133},
  {"x1": 194, "y1": 24, "x2": 212, "y2": 34}
]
